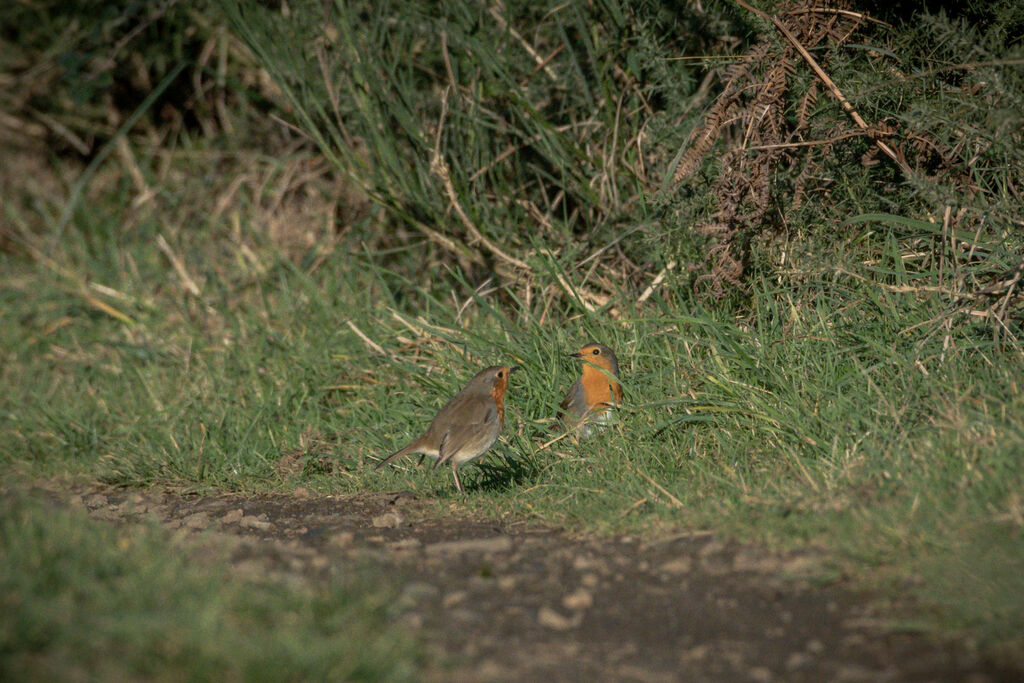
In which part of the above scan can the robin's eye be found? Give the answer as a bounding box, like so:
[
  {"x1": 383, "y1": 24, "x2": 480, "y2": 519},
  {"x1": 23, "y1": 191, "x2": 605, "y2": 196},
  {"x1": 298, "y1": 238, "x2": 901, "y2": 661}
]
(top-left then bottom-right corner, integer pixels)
[
  {"x1": 592, "y1": 348, "x2": 600, "y2": 355},
  {"x1": 497, "y1": 371, "x2": 504, "y2": 378}
]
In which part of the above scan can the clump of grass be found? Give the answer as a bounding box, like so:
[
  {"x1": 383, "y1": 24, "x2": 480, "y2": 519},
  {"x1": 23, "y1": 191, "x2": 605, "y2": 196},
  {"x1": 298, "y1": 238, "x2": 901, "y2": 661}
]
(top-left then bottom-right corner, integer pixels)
[
  {"x1": 918, "y1": 521, "x2": 1024, "y2": 667},
  {"x1": 0, "y1": 493, "x2": 419, "y2": 680}
]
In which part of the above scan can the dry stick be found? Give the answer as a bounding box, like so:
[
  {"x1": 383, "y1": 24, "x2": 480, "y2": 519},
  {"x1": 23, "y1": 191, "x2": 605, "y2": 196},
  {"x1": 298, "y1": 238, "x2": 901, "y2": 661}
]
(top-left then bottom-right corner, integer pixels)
[
  {"x1": 637, "y1": 260, "x2": 678, "y2": 304},
  {"x1": 488, "y1": 5, "x2": 559, "y2": 82},
  {"x1": 996, "y1": 260, "x2": 1024, "y2": 336},
  {"x1": 345, "y1": 320, "x2": 392, "y2": 357},
  {"x1": 619, "y1": 497, "x2": 649, "y2": 518},
  {"x1": 115, "y1": 136, "x2": 153, "y2": 206},
  {"x1": 470, "y1": 133, "x2": 545, "y2": 182},
  {"x1": 316, "y1": 44, "x2": 354, "y2": 148},
  {"x1": 430, "y1": 88, "x2": 532, "y2": 271},
  {"x1": 631, "y1": 465, "x2": 685, "y2": 509},
  {"x1": 836, "y1": 266, "x2": 970, "y2": 297},
  {"x1": 81, "y1": 294, "x2": 134, "y2": 326},
  {"x1": 783, "y1": 7, "x2": 893, "y2": 28},
  {"x1": 419, "y1": 218, "x2": 486, "y2": 267},
  {"x1": 746, "y1": 129, "x2": 866, "y2": 151},
  {"x1": 554, "y1": 272, "x2": 602, "y2": 312},
  {"x1": 776, "y1": 20, "x2": 913, "y2": 177},
  {"x1": 536, "y1": 430, "x2": 574, "y2": 452},
  {"x1": 387, "y1": 309, "x2": 480, "y2": 362},
  {"x1": 527, "y1": 44, "x2": 566, "y2": 81},
  {"x1": 440, "y1": 30, "x2": 458, "y2": 94},
  {"x1": 575, "y1": 223, "x2": 648, "y2": 268},
  {"x1": 3, "y1": 233, "x2": 136, "y2": 329},
  {"x1": 32, "y1": 110, "x2": 91, "y2": 155},
  {"x1": 969, "y1": 264, "x2": 1023, "y2": 296},
  {"x1": 733, "y1": 0, "x2": 914, "y2": 179},
  {"x1": 156, "y1": 234, "x2": 201, "y2": 296},
  {"x1": 939, "y1": 205, "x2": 952, "y2": 291}
]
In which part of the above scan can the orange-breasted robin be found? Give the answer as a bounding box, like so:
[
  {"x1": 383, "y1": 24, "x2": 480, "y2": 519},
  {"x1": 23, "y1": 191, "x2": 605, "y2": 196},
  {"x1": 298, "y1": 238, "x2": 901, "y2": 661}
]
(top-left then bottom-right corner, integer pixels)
[
  {"x1": 558, "y1": 343, "x2": 623, "y2": 438},
  {"x1": 375, "y1": 365, "x2": 516, "y2": 493}
]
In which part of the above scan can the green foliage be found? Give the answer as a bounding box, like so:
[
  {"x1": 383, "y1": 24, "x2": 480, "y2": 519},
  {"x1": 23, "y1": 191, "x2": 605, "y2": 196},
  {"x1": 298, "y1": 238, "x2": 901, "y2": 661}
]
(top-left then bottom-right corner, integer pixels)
[
  {"x1": 219, "y1": 0, "x2": 690, "y2": 274},
  {"x1": 2, "y1": 0, "x2": 1024, "y2": 670},
  {"x1": 0, "y1": 494, "x2": 418, "y2": 680}
]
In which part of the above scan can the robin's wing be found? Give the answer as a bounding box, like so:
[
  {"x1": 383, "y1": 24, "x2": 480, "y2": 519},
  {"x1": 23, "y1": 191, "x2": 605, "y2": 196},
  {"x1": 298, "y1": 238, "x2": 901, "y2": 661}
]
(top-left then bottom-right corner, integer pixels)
[{"x1": 434, "y1": 399, "x2": 499, "y2": 468}]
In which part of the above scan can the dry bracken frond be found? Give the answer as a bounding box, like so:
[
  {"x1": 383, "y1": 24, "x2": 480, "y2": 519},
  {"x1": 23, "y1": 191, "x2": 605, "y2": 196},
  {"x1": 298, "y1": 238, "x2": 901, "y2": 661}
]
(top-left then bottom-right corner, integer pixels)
[{"x1": 674, "y1": 0, "x2": 867, "y2": 299}]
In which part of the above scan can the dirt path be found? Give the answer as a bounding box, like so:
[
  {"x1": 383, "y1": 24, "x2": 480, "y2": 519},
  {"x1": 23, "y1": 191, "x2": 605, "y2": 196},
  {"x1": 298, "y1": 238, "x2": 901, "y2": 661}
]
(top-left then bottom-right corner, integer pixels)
[{"x1": 33, "y1": 481, "x2": 1013, "y2": 681}]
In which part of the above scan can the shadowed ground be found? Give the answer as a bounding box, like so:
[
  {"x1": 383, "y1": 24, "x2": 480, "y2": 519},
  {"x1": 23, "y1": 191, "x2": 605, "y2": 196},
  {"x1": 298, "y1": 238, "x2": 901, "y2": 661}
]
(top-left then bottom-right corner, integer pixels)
[{"x1": 17, "y1": 479, "x2": 1014, "y2": 682}]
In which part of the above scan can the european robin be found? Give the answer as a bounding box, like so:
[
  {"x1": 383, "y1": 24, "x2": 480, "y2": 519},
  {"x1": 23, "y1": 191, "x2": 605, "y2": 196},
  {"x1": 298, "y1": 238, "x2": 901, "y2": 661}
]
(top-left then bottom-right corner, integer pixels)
[
  {"x1": 558, "y1": 343, "x2": 623, "y2": 438},
  {"x1": 375, "y1": 365, "x2": 516, "y2": 493}
]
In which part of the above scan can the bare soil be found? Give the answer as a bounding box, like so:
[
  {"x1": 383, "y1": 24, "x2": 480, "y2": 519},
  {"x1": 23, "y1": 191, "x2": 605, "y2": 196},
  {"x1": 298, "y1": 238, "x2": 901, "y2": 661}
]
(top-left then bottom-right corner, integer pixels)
[{"x1": 25, "y1": 480, "x2": 1018, "y2": 682}]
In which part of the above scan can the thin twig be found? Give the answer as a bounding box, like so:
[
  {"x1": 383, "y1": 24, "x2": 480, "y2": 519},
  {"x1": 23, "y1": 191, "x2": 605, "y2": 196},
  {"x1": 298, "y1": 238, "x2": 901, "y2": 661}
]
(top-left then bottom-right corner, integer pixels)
[
  {"x1": 536, "y1": 430, "x2": 574, "y2": 452},
  {"x1": 440, "y1": 30, "x2": 458, "y2": 93},
  {"x1": 782, "y1": 7, "x2": 892, "y2": 28},
  {"x1": 619, "y1": 497, "x2": 649, "y2": 518},
  {"x1": 488, "y1": 5, "x2": 559, "y2": 82},
  {"x1": 115, "y1": 136, "x2": 154, "y2": 207},
  {"x1": 527, "y1": 44, "x2": 566, "y2": 81},
  {"x1": 637, "y1": 260, "x2": 677, "y2": 304},
  {"x1": 973, "y1": 259, "x2": 1024, "y2": 296},
  {"x1": 939, "y1": 205, "x2": 952, "y2": 290},
  {"x1": 835, "y1": 266, "x2": 969, "y2": 297},
  {"x1": 632, "y1": 466, "x2": 685, "y2": 509},
  {"x1": 156, "y1": 233, "x2": 201, "y2": 296},
  {"x1": 316, "y1": 44, "x2": 354, "y2": 148},
  {"x1": 745, "y1": 130, "x2": 866, "y2": 151},
  {"x1": 996, "y1": 260, "x2": 1024, "y2": 331},
  {"x1": 30, "y1": 110, "x2": 91, "y2": 154},
  {"x1": 81, "y1": 294, "x2": 135, "y2": 326},
  {"x1": 554, "y1": 273, "x2": 604, "y2": 312},
  {"x1": 346, "y1": 320, "x2": 391, "y2": 357}
]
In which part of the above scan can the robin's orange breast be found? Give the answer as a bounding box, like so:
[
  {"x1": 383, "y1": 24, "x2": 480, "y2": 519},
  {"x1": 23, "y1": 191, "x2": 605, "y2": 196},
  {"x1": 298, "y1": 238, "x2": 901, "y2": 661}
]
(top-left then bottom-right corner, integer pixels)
[{"x1": 580, "y1": 364, "x2": 623, "y2": 410}]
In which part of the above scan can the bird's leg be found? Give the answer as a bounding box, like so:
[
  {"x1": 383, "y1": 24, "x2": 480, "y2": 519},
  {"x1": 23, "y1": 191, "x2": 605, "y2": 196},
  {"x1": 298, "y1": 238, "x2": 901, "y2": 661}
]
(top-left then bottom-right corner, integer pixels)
[
  {"x1": 416, "y1": 454, "x2": 426, "y2": 467},
  {"x1": 452, "y1": 464, "x2": 465, "y2": 494}
]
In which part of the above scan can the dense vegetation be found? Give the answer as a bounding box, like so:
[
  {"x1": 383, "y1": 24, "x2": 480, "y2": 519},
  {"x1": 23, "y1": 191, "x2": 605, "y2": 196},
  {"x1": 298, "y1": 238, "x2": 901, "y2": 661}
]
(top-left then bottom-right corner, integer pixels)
[{"x1": 2, "y1": 0, "x2": 1023, "y2": 672}]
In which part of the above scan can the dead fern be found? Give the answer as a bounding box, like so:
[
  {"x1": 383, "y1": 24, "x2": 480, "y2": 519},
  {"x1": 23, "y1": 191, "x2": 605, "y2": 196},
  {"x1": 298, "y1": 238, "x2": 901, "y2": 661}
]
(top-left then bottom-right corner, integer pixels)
[
  {"x1": 672, "y1": 0, "x2": 1019, "y2": 309},
  {"x1": 672, "y1": 2, "x2": 872, "y2": 297},
  {"x1": 673, "y1": 1, "x2": 869, "y2": 299}
]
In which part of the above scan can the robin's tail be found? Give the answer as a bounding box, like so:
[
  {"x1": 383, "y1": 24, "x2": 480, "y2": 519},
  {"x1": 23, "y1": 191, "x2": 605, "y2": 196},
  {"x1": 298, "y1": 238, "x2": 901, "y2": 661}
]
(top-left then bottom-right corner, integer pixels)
[{"x1": 373, "y1": 443, "x2": 416, "y2": 470}]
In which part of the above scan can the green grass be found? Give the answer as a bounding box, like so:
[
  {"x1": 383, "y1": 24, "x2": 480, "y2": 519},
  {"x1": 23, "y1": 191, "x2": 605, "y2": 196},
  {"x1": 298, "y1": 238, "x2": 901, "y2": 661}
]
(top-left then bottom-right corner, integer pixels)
[
  {"x1": 3, "y1": 166, "x2": 1022, "y2": 656},
  {"x1": 0, "y1": 492, "x2": 419, "y2": 680},
  {"x1": 2, "y1": 0, "x2": 1024, "y2": 673}
]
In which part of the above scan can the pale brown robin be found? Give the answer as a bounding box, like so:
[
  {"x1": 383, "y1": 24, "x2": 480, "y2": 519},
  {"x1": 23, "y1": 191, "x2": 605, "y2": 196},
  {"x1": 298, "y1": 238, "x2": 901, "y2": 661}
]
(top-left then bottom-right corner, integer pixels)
[
  {"x1": 375, "y1": 365, "x2": 516, "y2": 493},
  {"x1": 558, "y1": 343, "x2": 623, "y2": 438}
]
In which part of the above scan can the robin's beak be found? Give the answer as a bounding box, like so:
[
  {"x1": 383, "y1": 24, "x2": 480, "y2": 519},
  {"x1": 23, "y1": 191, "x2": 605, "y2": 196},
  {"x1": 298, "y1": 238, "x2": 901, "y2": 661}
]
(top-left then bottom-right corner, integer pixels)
[
  {"x1": 509, "y1": 365, "x2": 521, "y2": 375},
  {"x1": 569, "y1": 352, "x2": 583, "y2": 359}
]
